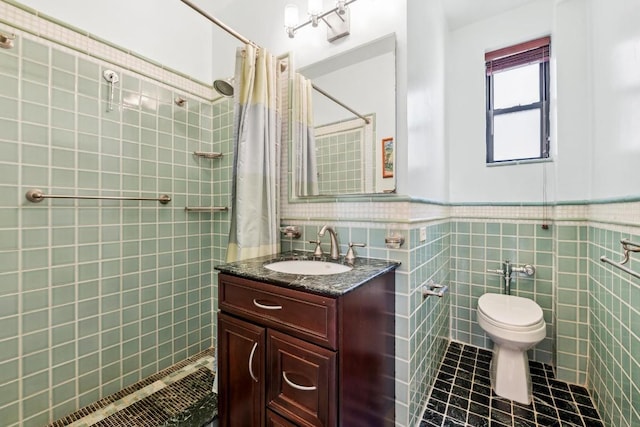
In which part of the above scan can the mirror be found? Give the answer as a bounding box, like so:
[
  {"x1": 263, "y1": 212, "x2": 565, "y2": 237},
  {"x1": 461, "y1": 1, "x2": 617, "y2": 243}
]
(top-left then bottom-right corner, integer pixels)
[{"x1": 291, "y1": 33, "x2": 396, "y2": 198}]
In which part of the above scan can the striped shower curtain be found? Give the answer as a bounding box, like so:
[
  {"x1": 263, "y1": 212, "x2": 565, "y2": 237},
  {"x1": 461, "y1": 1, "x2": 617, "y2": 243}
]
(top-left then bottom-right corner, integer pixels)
[
  {"x1": 293, "y1": 73, "x2": 319, "y2": 196},
  {"x1": 226, "y1": 44, "x2": 280, "y2": 262}
]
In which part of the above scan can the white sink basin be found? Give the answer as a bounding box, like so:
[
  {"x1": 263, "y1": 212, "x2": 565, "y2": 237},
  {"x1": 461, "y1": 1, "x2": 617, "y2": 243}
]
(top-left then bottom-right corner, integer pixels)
[{"x1": 264, "y1": 260, "x2": 352, "y2": 275}]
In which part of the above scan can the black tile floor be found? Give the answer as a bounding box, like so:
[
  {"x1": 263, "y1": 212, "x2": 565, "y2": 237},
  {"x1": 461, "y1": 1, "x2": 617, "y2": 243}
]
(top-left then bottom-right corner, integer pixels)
[{"x1": 421, "y1": 342, "x2": 604, "y2": 427}]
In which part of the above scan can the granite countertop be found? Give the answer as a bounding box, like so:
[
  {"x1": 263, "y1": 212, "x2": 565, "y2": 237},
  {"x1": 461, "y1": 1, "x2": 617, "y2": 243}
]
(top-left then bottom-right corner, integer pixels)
[{"x1": 214, "y1": 251, "x2": 401, "y2": 297}]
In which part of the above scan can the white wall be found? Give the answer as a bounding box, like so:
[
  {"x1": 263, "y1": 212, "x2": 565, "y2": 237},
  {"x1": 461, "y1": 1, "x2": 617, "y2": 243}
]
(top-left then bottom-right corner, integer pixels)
[
  {"x1": 406, "y1": 0, "x2": 447, "y2": 201},
  {"x1": 304, "y1": 51, "x2": 394, "y2": 137},
  {"x1": 16, "y1": 0, "x2": 214, "y2": 83},
  {"x1": 447, "y1": 0, "x2": 640, "y2": 204},
  {"x1": 589, "y1": 0, "x2": 640, "y2": 200},
  {"x1": 446, "y1": 0, "x2": 557, "y2": 204},
  {"x1": 209, "y1": 0, "x2": 409, "y2": 194},
  {"x1": 552, "y1": 0, "x2": 591, "y2": 202},
  {"x1": 207, "y1": 0, "x2": 404, "y2": 77}
]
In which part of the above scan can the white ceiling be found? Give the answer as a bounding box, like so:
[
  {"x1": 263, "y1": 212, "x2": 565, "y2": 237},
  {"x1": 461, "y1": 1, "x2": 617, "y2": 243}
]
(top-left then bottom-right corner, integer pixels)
[{"x1": 443, "y1": 0, "x2": 540, "y2": 30}]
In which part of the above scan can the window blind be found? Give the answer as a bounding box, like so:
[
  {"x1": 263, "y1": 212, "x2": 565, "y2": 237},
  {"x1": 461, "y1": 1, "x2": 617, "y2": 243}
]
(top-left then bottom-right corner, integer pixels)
[{"x1": 485, "y1": 36, "x2": 550, "y2": 75}]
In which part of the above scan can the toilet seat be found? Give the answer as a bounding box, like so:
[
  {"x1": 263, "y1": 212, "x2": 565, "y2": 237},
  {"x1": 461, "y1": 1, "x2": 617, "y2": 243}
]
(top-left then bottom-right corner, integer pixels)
[
  {"x1": 476, "y1": 292, "x2": 547, "y2": 404},
  {"x1": 477, "y1": 293, "x2": 544, "y2": 331}
]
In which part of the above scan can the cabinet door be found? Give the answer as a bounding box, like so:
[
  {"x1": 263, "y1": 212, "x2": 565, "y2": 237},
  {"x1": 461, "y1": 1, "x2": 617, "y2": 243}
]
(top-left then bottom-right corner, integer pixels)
[
  {"x1": 267, "y1": 409, "x2": 298, "y2": 427},
  {"x1": 218, "y1": 312, "x2": 265, "y2": 427},
  {"x1": 267, "y1": 329, "x2": 336, "y2": 427}
]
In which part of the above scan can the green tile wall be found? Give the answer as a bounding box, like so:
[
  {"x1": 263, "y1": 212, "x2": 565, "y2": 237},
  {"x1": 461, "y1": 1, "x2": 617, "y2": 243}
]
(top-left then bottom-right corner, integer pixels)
[
  {"x1": 554, "y1": 224, "x2": 589, "y2": 384},
  {"x1": 0, "y1": 33, "x2": 232, "y2": 425},
  {"x1": 210, "y1": 98, "x2": 234, "y2": 357},
  {"x1": 589, "y1": 226, "x2": 640, "y2": 427},
  {"x1": 407, "y1": 222, "x2": 450, "y2": 427},
  {"x1": 449, "y1": 218, "x2": 639, "y2": 426},
  {"x1": 450, "y1": 221, "x2": 555, "y2": 364},
  {"x1": 315, "y1": 129, "x2": 363, "y2": 194},
  {"x1": 280, "y1": 221, "x2": 450, "y2": 427}
]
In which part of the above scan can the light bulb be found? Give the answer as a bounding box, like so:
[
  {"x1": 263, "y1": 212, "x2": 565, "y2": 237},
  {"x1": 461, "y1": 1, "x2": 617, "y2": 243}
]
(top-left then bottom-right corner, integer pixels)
[{"x1": 284, "y1": 4, "x2": 299, "y2": 28}]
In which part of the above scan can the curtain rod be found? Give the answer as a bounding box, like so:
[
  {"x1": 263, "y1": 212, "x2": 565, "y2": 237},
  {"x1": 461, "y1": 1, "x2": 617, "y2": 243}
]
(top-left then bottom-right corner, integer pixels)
[
  {"x1": 180, "y1": 0, "x2": 370, "y2": 125},
  {"x1": 312, "y1": 83, "x2": 371, "y2": 124},
  {"x1": 179, "y1": 0, "x2": 258, "y2": 47}
]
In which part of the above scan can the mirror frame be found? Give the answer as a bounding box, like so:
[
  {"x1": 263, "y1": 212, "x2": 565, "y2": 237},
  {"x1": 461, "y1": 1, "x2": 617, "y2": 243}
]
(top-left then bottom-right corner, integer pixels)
[{"x1": 288, "y1": 33, "x2": 397, "y2": 203}]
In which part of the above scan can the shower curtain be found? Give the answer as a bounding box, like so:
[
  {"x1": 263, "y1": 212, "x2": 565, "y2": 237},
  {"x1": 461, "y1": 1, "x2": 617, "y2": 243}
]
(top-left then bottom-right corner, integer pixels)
[
  {"x1": 293, "y1": 73, "x2": 319, "y2": 196},
  {"x1": 226, "y1": 44, "x2": 280, "y2": 262}
]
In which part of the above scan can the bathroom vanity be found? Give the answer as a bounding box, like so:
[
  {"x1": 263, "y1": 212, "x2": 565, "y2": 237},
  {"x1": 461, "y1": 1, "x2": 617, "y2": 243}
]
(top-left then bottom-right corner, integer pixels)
[{"x1": 215, "y1": 253, "x2": 399, "y2": 427}]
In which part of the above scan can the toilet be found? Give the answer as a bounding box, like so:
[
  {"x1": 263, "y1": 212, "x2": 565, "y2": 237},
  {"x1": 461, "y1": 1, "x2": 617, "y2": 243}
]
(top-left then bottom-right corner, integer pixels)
[{"x1": 476, "y1": 293, "x2": 546, "y2": 405}]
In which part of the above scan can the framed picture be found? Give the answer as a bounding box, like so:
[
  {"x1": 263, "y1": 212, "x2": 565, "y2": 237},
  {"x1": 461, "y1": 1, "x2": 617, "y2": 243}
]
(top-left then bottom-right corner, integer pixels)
[{"x1": 382, "y1": 137, "x2": 394, "y2": 178}]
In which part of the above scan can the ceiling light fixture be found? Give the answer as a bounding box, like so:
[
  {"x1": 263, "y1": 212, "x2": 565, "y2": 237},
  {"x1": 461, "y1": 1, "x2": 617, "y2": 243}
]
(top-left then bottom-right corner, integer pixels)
[{"x1": 284, "y1": 0, "x2": 358, "y2": 42}]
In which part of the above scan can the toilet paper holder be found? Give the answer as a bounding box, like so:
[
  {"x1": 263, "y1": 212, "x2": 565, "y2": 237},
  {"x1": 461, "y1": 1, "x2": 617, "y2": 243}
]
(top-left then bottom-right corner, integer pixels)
[{"x1": 422, "y1": 280, "x2": 448, "y2": 299}]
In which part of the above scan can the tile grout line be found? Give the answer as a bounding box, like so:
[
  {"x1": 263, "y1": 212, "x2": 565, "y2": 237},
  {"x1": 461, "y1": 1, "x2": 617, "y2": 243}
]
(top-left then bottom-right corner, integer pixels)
[
  {"x1": 66, "y1": 355, "x2": 214, "y2": 427},
  {"x1": 420, "y1": 342, "x2": 604, "y2": 427}
]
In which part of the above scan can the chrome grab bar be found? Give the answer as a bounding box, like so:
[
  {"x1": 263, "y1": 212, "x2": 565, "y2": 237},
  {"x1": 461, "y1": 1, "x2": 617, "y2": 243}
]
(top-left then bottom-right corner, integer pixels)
[
  {"x1": 620, "y1": 239, "x2": 640, "y2": 264},
  {"x1": 600, "y1": 238, "x2": 640, "y2": 279},
  {"x1": 184, "y1": 207, "x2": 228, "y2": 212},
  {"x1": 622, "y1": 239, "x2": 640, "y2": 250},
  {"x1": 600, "y1": 256, "x2": 640, "y2": 280},
  {"x1": 26, "y1": 189, "x2": 171, "y2": 204}
]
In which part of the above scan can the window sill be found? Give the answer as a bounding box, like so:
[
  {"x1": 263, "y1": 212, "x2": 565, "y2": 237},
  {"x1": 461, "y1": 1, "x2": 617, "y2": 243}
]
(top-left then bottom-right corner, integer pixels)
[{"x1": 486, "y1": 157, "x2": 553, "y2": 167}]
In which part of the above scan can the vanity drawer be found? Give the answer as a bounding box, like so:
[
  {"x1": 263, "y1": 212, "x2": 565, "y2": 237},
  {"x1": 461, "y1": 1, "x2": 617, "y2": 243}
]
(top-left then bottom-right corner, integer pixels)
[
  {"x1": 267, "y1": 329, "x2": 336, "y2": 427},
  {"x1": 219, "y1": 274, "x2": 338, "y2": 349}
]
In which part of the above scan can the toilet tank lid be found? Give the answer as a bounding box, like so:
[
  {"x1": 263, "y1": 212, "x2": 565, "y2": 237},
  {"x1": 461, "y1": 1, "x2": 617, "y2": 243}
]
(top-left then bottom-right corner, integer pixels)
[{"x1": 478, "y1": 293, "x2": 544, "y2": 327}]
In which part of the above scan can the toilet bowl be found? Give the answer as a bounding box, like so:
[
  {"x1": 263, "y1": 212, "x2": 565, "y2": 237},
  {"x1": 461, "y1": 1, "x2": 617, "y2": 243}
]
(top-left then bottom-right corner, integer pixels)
[{"x1": 476, "y1": 293, "x2": 546, "y2": 404}]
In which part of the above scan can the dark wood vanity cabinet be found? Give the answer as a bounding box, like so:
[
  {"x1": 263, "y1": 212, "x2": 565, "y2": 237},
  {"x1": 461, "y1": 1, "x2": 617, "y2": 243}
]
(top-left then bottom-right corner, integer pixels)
[
  {"x1": 218, "y1": 313, "x2": 266, "y2": 426},
  {"x1": 217, "y1": 272, "x2": 395, "y2": 427}
]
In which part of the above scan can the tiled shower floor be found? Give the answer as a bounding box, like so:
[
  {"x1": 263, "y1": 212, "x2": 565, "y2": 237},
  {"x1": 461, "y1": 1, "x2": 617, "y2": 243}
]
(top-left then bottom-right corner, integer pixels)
[
  {"x1": 421, "y1": 342, "x2": 604, "y2": 427},
  {"x1": 48, "y1": 349, "x2": 217, "y2": 427}
]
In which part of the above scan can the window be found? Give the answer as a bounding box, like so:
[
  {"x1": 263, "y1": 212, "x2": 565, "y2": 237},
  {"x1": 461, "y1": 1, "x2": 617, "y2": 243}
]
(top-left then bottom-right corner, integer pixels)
[{"x1": 485, "y1": 36, "x2": 551, "y2": 163}]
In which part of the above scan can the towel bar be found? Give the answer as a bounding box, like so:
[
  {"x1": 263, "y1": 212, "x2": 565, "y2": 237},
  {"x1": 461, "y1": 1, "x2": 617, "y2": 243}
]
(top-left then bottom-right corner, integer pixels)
[
  {"x1": 600, "y1": 238, "x2": 640, "y2": 279},
  {"x1": 25, "y1": 189, "x2": 171, "y2": 204},
  {"x1": 184, "y1": 207, "x2": 228, "y2": 212}
]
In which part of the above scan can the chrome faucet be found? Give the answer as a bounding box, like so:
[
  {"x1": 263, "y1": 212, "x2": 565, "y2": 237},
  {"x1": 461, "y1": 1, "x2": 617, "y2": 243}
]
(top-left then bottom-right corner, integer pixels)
[{"x1": 318, "y1": 225, "x2": 340, "y2": 260}]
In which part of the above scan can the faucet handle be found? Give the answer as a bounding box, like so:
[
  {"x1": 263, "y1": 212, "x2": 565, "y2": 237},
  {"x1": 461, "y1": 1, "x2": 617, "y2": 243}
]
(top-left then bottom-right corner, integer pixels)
[
  {"x1": 345, "y1": 242, "x2": 366, "y2": 262},
  {"x1": 308, "y1": 240, "x2": 323, "y2": 257}
]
